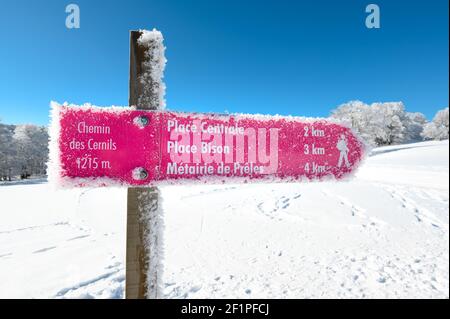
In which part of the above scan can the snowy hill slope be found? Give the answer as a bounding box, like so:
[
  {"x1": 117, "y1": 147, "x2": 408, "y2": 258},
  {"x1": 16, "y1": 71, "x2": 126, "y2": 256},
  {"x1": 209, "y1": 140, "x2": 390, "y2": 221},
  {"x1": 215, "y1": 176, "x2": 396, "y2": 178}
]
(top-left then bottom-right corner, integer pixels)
[{"x1": 0, "y1": 140, "x2": 448, "y2": 298}]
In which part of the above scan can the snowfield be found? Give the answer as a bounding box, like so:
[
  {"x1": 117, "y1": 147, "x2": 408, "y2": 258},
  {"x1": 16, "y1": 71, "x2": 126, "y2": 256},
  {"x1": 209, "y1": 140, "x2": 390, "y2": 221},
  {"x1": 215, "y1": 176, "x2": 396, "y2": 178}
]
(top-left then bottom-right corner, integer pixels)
[{"x1": 0, "y1": 140, "x2": 448, "y2": 299}]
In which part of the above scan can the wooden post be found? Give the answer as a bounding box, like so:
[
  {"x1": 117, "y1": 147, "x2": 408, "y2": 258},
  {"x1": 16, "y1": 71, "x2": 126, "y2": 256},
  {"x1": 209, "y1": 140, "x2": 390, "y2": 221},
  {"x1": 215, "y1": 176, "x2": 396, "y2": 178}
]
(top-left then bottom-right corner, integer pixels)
[{"x1": 126, "y1": 30, "x2": 163, "y2": 299}]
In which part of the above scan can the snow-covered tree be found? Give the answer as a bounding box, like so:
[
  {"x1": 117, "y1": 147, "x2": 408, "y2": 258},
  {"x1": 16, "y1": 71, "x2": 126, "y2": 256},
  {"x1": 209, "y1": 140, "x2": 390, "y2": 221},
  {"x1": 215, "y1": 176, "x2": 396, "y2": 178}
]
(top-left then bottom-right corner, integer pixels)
[
  {"x1": 371, "y1": 102, "x2": 408, "y2": 145},
  {"x1": 404, "y1": 112, "x2": 427, "y2": 143},
  {"x1": 13, "y1": 125, "x2": 49, "y2": 178},
  {"x1": 330, "y1": 101, "x2": 378, "y2": 144},
  {"x1": 0, "y1": 121, "x2": 48, "y2": 181},
  {"x1": 331, "y1": 101, "x2": 424, "y2": 146},
  {"x1": 0, "y1": 122, "x2": 15, "y2": 180},
  {"x1": 422, "y1": 107, "x2": 449, "y2": 141}
]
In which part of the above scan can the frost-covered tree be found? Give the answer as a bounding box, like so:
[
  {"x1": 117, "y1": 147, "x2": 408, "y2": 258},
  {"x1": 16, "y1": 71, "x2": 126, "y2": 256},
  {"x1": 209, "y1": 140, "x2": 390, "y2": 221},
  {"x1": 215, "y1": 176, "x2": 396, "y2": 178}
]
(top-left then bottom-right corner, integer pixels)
[
  {"x1": 0, "y1": 122, "x2": 15, "y2": 180},
  {"x1": 331, "y1": 101, "x2": 422, "y2": 146},
  {"x1": 422, "y1": 107, "x2": 449, "y2": 141},
  {"x1": 13, "y1": 125, "x2": 49, "y2": 178},
  {"x1": 371, "y1": 102, "x2": 408, "y2": 145},
  {"x1": 404, "y1": 112, "x2": 427, "y2": 143},
  {"x1": 330, "y1": 101, "x2": 378, "y2": 144},
  {"x1": 0, "y1": 122, "x2": 49, "y2": 181}
]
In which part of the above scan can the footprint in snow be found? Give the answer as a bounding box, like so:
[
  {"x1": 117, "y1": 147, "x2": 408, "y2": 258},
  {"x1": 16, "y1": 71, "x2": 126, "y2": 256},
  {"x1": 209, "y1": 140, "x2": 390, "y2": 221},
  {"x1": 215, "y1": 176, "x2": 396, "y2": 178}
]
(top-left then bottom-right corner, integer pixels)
[
  {"x1": 190, "y1": 285, "x2": 202, "y2": 293},
  {"x1": 32, "y1": 246, "x2": 56, "y2": 254},
  {"x1": 66, "y1": 234, "x2": 90, "y2": 241}
]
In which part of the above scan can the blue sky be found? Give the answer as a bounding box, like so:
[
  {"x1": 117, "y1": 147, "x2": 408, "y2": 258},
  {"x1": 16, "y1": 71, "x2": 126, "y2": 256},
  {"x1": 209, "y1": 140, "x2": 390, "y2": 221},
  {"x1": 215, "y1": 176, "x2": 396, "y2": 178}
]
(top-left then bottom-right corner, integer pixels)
[{"x1": 0, "y1": 0, "x2": 448, "y2": 125}]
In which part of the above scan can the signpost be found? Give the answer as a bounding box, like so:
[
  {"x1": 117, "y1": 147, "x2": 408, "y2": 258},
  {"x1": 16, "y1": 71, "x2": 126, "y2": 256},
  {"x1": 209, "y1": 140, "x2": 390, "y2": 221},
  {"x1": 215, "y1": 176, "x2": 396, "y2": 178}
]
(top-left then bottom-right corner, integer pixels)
[
  {"x1": 125, "y1": 30, "x2": 163, "y2": 300},
  {"x1": 49, "y1": 29, "x2": 366, "y2": 299},
  {"x1": 52, "y1": 105, "x2": 366, "y2": 186}
]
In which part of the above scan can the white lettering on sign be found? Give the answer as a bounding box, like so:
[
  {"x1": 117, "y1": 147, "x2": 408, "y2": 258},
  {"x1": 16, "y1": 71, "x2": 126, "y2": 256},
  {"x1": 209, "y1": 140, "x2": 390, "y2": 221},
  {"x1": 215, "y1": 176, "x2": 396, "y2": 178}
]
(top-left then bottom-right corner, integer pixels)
[
  {"x1": 78, "y1": 122, "x2": 111, "y2": 134},
  {"x1": 167, "y1": 119, "x2": 245, "y2": 135},
  {"x1": 166, "y1": 119, "x2": 279, "y2": 175}
]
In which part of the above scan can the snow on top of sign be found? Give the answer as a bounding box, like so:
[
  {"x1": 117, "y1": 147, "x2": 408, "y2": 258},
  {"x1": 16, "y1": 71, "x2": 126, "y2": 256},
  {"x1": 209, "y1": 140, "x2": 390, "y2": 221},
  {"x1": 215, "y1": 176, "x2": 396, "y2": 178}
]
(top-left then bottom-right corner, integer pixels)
[
  {"x1": 54, "y1": 101, "x2": 135, "y2": 113},
  {"x1": 137, "y1": 29, "x2": 167, "y2": 110},
  {"x1": 160, "y1": 109, "x2": 356, "y2": 126},
  {"x1": 52, "y1": 101, "x2": 364, "y2": 127}
]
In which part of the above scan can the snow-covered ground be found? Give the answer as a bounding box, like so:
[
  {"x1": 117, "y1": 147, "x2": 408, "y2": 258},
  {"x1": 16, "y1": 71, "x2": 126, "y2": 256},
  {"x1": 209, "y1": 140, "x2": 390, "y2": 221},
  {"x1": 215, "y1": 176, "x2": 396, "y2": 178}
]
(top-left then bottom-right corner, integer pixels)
[{"x1": 0, "y1": 140, "x2": 448, "y2": 298}]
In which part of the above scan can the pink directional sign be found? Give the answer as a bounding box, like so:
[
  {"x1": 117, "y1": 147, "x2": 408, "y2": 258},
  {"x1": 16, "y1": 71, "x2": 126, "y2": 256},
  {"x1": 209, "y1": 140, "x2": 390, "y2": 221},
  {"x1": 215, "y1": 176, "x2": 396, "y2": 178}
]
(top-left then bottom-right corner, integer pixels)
[{"x1": 50, "y1": 104, "x2": 366, "y2": 187}]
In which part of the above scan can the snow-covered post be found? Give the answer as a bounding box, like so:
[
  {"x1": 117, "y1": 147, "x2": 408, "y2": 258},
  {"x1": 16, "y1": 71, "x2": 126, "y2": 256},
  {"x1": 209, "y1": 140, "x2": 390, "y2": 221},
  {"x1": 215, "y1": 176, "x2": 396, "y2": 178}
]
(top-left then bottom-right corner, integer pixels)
[{"x1": 126, "y1": 29, "x2": 166, "y2": 299}]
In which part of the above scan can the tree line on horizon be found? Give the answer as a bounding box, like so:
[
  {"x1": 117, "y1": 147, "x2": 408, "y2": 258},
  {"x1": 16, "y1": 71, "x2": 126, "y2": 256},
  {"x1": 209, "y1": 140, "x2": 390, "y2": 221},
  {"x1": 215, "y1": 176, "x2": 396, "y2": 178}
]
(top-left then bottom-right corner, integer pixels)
[
  {"x1": 0, "y1": 103, "x2": 448, "y2": 181},
  {"x1": 331, "y1": 102, "x2": 449, "y2": 146},
  {"x1": 0, "y1": 123, "x2": 48, "y2": 181}
]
